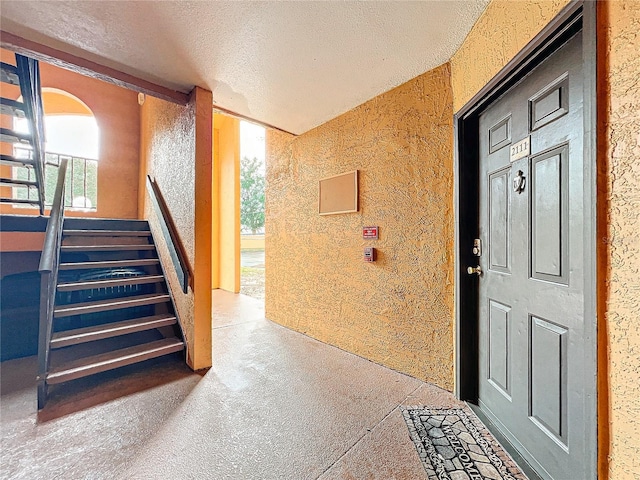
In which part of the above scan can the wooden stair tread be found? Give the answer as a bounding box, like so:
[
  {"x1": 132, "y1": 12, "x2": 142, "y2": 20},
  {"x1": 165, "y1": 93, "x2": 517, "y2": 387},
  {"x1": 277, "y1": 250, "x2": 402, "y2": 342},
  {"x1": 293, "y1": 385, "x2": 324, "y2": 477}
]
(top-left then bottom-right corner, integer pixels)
[
  {"x1": 46, "y1": 338, "x2": 184, "y2": 384},
  {"x1": 61, "y1": 244, "x2": 155, "y2": 252},
  {"x1": 63, "y1": 230, "x2": 151, "y2": 237},
  {"x1": 0, "y1": 98, "x2": 26, "y2": 117},
  {"x1": 1, "y1": 62, "x2": 19, "y2": 85},
  {"x1": 0, "y1": 178, "x2": 38, "y2": 188},
  {"x1": 0, "y1": 197, "x2": 40, "y2": 205},
  {"x1": 1, "y1": 154, "x2": 36, "y2": 168},
  {"x1": 54, "y1": 293, "x2": 170, "y2": 318},
  {"x1": 57, "y1": 275, "x2": 165, "y2": 291},
  {"x1": 0, "y1": 127, "x2": 32, "y2": 144},
  {"x1": 59, "y1": 258, "x2": 159, "y2": 270},
  {"x1": 50, "y1": 314, "x2": 177, "y2": 349}
]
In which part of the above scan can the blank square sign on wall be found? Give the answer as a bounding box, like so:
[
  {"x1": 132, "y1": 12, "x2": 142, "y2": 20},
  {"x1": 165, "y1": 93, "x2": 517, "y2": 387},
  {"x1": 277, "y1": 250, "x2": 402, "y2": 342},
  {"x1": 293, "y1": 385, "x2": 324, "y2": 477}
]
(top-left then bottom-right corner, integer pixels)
[{"x1": 318, "y1": 170, "x2": 358, "y2": 215}]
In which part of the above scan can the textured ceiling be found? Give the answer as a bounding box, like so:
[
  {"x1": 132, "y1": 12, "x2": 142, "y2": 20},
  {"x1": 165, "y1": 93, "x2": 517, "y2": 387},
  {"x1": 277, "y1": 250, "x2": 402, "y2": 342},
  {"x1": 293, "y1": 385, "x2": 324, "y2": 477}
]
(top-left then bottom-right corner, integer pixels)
[{"x1": 0, "y1": 1, "x2": 489, "y2": 134}]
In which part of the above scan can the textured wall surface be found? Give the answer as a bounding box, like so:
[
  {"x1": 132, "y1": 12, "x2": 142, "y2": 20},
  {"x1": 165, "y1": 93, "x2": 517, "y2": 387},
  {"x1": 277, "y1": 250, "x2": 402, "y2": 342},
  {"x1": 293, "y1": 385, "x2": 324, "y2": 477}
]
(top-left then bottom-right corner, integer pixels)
[
  {"x1": 0, "y1": 49, "x2": 141, "y2": 219},
  {"x1": 141, "y1": 95, "x2": 196, "y2": 366},
  {"x1": 599, "y1": 1, "x2": 640, "y2": 477},
  {"x1": 450, "y1": 0, "x2": 570, "y2": 112},
  {"x1": 266, "y1": 64, "x2": 455, "y2": 390},
  {"x1": 191, "y1": 87, "x2": 213, "y2": 370},
  {"x1": 142, "y1": 97, "x2": 196, "y2": 264}
]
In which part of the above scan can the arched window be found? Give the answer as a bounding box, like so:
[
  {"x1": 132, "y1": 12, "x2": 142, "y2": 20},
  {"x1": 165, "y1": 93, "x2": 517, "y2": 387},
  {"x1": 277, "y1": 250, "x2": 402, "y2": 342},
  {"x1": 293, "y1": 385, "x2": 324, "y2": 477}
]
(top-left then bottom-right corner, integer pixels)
[{"x1": 14, "y1": 89, "x2": 99, "y2": 210}]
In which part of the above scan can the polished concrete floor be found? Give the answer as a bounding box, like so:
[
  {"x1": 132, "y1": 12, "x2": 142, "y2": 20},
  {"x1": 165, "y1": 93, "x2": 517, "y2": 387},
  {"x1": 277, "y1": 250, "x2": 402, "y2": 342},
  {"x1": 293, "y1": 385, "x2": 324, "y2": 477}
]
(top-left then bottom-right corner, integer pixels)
[{"x1": 2, "y1": 291, "x2": 475, "y2": 479}]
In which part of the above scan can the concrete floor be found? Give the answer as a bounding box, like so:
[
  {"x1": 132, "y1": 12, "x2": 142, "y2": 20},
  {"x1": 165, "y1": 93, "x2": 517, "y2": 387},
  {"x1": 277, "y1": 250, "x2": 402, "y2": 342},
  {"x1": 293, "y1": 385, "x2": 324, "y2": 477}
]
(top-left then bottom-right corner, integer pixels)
[{"x1": 2, "y1": 291, "x2": 470, "y2": 480}]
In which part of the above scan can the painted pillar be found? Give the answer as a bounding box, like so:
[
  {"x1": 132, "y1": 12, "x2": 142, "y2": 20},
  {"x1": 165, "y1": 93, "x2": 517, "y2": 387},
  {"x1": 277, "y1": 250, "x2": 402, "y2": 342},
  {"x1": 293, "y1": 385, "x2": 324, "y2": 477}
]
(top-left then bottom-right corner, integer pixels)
[
  {"x1": 212, "y1": 113, "x2": 240, "y2": 293},
  {"x1": 192, "y1": 87, "x2": 213, "y2": 370}
]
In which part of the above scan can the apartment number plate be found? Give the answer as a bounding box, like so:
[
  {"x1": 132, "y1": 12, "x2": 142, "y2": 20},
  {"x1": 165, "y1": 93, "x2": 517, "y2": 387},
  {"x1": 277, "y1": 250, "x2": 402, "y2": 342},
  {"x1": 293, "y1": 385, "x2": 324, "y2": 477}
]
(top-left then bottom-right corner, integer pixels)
[{"x1": 510, "y1": 136, "x2": 530, "y2": 162}]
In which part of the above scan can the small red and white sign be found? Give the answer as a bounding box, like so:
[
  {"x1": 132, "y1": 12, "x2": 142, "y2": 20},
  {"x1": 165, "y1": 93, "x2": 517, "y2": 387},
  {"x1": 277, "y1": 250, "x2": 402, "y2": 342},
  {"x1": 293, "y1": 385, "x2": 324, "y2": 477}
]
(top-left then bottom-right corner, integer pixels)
[{"x1": 363, "y1": 226, "x2": 379, "y2": 240}]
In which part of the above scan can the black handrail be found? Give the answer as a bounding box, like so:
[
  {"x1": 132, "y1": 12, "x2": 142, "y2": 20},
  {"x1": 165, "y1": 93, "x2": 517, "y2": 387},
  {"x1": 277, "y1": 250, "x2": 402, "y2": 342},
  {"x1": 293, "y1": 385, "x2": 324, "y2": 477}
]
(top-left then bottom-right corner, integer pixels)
[
  {"x1": 15, "y1": 55, "x2": 46, "y2": 216},
  {"x1": 146, "y1": 175, "x2": 192, "y2": 293},
  {"x1": 37, "y1": 158, "x2": 68, "y2": 410}
]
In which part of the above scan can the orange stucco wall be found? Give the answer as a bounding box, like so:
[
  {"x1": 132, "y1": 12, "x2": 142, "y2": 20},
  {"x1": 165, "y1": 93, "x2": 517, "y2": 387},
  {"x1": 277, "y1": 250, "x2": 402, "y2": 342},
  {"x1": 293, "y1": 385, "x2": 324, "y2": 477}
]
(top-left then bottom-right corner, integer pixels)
[
  {"x1": 266, "y1": 63, "x2": 455, "y2": 390},
  {"x1": 140, "y1": 90, "x2": 212, "y2": 371},
  {"x1": 212, "y1": 113, "x2": 240, "y2": 293},
  {"x1": 41, "y1": 89, "x2": 93, "y2": 116},
  {"x1": 0, "y1": 232, "x2": 44, "y2": 253},
  {"x1": 597, "y1": 2, "x2": 640, "y2": 477},
  {"x1": 0, "y1": 49, "x2": 140, "y2": 219},
  {"x1": 450, "y1": 0, "x2": 571, "y2": 112}
]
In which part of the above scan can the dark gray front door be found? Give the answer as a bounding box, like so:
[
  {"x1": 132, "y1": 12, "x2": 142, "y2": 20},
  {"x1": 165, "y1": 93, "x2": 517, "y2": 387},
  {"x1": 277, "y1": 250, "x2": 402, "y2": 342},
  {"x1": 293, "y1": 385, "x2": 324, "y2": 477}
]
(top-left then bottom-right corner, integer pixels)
[{"x1": 477, "y1": 31, "x2": 594, "y2": 480}]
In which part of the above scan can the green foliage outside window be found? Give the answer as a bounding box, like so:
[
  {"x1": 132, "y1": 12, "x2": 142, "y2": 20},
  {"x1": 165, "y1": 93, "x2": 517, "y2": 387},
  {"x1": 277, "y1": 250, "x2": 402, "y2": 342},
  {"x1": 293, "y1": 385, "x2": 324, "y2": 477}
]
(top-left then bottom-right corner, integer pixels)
[
  {"x1": 13, "y1": 152, "x2": 97, "y2": 210},
  {"x1": 240, "y1": 156, "x2": 265, "y2": 234}
]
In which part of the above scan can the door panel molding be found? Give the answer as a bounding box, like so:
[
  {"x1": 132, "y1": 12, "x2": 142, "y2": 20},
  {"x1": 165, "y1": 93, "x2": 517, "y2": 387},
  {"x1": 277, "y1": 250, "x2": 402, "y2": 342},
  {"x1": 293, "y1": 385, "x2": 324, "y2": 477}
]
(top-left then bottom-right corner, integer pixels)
[
  {"x1": 529, "y1": 144, "x2": 570, "y2": 284},
  {"x1": 529, "y1": 73, "x2": 570, "y2": 132},
  {"x1": 488, "y1": 299, "x2": 512, "y2": 399},
  {"x1": 529, "y1": 314, "x2": 569, "y2": 447},
  {"x1": 488, "y1": 166, "x2": 512, "y2": 273}
]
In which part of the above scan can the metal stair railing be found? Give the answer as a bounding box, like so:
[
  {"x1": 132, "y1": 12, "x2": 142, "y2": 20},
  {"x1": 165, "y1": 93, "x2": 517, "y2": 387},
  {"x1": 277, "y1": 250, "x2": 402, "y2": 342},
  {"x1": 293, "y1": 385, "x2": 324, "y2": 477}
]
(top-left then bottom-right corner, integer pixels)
[
  {"x1": 37, "y1": 158, "x2": 68, "y2": 409},
  {"x1": 13, "y1": 146, "x2": 99, "y2": 210},
  {"x1": 15, "y1": 54, "x2": 46, "y2": 215}
]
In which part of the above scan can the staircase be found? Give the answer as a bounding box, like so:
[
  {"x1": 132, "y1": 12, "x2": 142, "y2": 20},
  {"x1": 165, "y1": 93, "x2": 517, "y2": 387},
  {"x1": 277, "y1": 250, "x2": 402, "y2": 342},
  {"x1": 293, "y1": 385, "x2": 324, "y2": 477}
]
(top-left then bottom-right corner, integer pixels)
[
  {"x1": 38, "y1": 217, "x2": 185, "y2": 408},
  {"x1": 1, "y1": 54, "x2": 46, "y2": 214}
]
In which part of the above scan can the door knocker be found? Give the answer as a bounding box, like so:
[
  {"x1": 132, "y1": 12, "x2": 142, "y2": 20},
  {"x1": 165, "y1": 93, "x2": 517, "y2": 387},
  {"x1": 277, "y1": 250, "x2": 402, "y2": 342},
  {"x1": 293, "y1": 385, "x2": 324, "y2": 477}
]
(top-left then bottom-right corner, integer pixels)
[{"x1": 513, "y1": 170, "x2": 526, "y2": 194}]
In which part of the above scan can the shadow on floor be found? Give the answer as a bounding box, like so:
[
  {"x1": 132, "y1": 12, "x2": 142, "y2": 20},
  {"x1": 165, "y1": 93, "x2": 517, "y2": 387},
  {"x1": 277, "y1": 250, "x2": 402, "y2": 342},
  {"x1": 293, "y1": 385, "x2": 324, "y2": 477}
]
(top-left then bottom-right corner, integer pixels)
[
  {"x1": 2, "y1": 292, "x2": 525, "y2": 480},
  {"x1": 1, "y1": 353, "x2": 199, "y2": 423}
]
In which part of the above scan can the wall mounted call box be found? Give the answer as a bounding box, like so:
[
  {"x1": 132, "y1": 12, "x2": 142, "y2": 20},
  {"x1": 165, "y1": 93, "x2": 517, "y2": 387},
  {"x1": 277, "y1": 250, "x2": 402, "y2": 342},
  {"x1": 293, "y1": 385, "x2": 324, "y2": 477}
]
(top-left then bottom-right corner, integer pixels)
[{"x1": 364, "y1": 247, "x2": 376, "y2": 262}]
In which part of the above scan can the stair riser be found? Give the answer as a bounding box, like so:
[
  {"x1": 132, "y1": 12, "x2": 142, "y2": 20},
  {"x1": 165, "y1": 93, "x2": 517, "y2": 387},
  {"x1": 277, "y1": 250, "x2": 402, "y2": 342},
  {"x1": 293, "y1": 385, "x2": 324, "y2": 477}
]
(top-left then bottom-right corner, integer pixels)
[
  {"x1": 63, "y1": 218, "x2": 150, "y2": 232},
  {"x1": 57, "y1": 275, "x2": 165, "y2": 292},
  {"x1": 61, "y1": 252, "x2": 158, "y2": 265},
  {"x1": 61, "y1": 245, "x2": 156, "y2": 252},
  {"x1": 62, "y1": 237, "x2": 152, "y2": 247},
  {"x1": 51, "y1": 317, "x2": 177, "y2": 349},
  {"x1": 56, "y1": 285, "x2": 161, "y2": 308},
  {"x1": 54, "y1": 295, "x2": 171, "y2": 318},
  {"x1": 63, "y1": 230, "x2": 152, "y2": 237},
  {"x1": 46, "y1": 342, "x2": 184, "y2": 385},
  {"x1": 60, "y1": 259, "x2": 160, "y2": 270}
]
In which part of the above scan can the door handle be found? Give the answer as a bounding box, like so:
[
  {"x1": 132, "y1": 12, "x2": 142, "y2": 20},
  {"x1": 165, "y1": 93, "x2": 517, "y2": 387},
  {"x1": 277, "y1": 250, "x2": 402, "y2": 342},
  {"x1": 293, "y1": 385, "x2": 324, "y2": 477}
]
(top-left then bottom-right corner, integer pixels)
[{"x1": 467, "y1": 265, "x2": 483, "y2": 276}]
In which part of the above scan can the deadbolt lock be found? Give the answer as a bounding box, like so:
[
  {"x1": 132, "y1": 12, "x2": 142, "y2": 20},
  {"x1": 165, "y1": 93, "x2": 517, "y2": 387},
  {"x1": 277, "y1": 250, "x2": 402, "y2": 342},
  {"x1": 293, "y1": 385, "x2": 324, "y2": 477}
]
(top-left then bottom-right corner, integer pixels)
[
  {"x1": 467, "y1": 265, "x2": 483, "y2": 276},
  {"x1": 472, "y1": 238, "x2": 482, "y2": 256}
]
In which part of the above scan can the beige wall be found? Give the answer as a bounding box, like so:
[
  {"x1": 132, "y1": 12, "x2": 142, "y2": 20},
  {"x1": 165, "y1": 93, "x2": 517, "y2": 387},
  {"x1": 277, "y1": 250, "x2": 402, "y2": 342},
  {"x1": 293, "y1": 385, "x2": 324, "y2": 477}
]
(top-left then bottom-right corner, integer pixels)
[
  {"x1": 266, "y1": 63, "x2": 455, "y2": 390},
  {"x1": 0, "y1": 49, "x2": 140, "y2": 219},
  {"x1": 140, "y1": 90, "x2": 212, "y2": 371}
]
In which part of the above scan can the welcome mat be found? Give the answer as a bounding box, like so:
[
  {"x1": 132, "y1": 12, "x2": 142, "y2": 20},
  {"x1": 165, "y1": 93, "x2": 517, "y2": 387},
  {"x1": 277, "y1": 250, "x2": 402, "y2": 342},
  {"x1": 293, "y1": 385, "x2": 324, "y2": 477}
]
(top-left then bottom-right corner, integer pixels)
[{"x1": 402, "y1": 407, "x2": 526, "y2": 480}]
